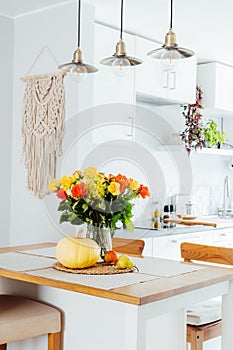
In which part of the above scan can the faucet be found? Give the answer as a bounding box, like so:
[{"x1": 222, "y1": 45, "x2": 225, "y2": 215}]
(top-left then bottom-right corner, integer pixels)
[{"x1": 222, "y1": 176, "x2": 231, "y2": 218}]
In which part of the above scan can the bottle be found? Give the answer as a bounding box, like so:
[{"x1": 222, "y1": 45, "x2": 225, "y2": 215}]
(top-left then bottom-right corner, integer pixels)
[
  {"x1": 185, "y1": 200, "x2": 196, "y2": 217},
  {"x1": 169, "y1": 204, "x2": 176, "y2": 228},
  {"x1": 152, "y1": 201, "x2": 162, "y2": 229},
  {"x1": 163, "y1": 205, "x2": 170, "y2": 229}
]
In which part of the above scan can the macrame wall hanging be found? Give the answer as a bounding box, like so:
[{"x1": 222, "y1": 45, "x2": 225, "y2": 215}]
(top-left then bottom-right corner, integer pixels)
[{"x1": 21, "y1": 71, "x2": 66, "y2": 198}]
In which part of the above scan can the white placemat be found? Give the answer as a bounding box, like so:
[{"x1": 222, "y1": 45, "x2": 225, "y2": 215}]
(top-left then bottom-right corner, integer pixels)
[
  {"x1": 24, "y1": 268, "x2": 158, "y2": 290},
  {"x1": 20, "y1": 247, "x2": 56, "y2": 258},
  {"x1": 0, "y1": 252, "x2": 55, "y2": 271},
  {"x1": 131, "y1": 257, "x2": 205, "y2": 277}
]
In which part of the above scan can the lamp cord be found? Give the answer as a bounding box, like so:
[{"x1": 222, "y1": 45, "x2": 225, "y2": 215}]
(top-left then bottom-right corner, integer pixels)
[
  {"x1": 120, "y1": 0, "x2": 123, "y2": 39},
  {"x1": 170, "y1": 0, "x2": 173, "y2": 29},
  {"x1": 78, "y1": 0, "x2": 81, "y2": 47}
]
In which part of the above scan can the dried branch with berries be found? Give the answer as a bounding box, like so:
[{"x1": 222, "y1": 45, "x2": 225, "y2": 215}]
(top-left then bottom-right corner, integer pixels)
[{"x1": 180, "y1": 86, "x2": 206, "y2": 155}]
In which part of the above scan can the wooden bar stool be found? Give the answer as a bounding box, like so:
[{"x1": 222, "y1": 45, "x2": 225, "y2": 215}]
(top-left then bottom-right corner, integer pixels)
[
  {"x1": 180, "y1": 242, "x2": 233, "y2": 350},
  {"x1": 112, "y1": 237, "x2": 145, "y2": 256},
  {"x1": 0, "y1": 295, "x2": 61, "y2": 350}
]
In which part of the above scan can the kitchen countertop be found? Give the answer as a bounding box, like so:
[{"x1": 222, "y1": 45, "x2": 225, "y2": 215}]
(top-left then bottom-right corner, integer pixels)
[{"x1": 115, "y1": 216, "x2": 233, "y2": 240}]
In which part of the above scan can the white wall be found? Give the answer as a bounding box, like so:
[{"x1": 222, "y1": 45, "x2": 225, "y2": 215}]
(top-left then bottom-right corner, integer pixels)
[
  {"x1": 0, "y1": 16, "x2": 14, "y2": 246},
  {"x1": 9, "y1": 1, "x2": 95, "y2": 246}
]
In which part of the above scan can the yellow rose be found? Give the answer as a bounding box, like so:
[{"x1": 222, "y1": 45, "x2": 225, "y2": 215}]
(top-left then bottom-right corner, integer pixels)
[
  {"x1": 84, "y1": 167, "x2": 97, "y2": 179},
  {"x1": 48, "y1": 179, "x2": 60, "y2": 192},
  {"x1": 71, "y1": 170, "x2": 82, "y2": 181},
  {"x1": 61, "y1": 175, "x2": 73, "y2": 191},
  {"x1": 108, "y1": 182, "x2": 120, "y2": 196},
  {"x1": 130, "y1": 180, "x2": 139, "y2": 191}
]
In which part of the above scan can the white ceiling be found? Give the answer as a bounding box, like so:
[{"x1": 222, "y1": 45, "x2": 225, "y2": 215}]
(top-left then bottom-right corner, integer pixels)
[{"x1": 1, "y1": 0, "x2": 233, "y2": 65}]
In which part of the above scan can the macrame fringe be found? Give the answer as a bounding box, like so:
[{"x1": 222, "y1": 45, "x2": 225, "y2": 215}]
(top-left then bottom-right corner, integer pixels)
[{"x1": 22, "y1": 72, "x2": 65, "y2": 198}]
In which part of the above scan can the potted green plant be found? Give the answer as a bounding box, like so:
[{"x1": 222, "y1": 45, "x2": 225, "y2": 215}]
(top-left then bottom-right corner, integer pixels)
[{"x1": 203, "y1": 120, "x2": 227, "y2": 148}]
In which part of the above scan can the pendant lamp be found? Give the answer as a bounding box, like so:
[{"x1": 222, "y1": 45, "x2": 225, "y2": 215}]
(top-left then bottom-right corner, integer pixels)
[
  {"x1": 59, "y1": 0, "x2": 98, "y2": 81},
  {"x1": 100, "y1": 0, "x2": 142, "y2": 77},
  {"x1": 147, "y1": 0, "x2": 194, "y2": 63}
]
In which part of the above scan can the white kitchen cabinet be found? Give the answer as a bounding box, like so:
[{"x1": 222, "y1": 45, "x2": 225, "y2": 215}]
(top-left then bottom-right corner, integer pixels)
[
  {"x1": 197, "y1": 62, "x2": 233, "y2": 113},
  {"x1": 153, "y1": 230, "x2": 214, "y2": 260},
  {"x1": 135, "y1": 36, "x2": 196, "y2": 104},
  {"x1": 92, "y1": 23, "x2": 137, "y2": 146},
  {"x1": 93, "y1": 23, "x2": 136, "y2": 106},
  {"x1": 212, "y1": 228, "x2": 233, "y2": 247},
  {"x1": 142, "y1": 237, "x2": 153, "y2": 256}
]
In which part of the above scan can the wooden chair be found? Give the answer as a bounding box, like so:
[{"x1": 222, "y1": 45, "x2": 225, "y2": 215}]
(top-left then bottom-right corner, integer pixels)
[
  {"x1": 112, "y1": 237, "x2": 145, "y2": 256},
  {"x1": 0, "y1": 295, "x2": 61, "y2": 350},
  {"x1": 180, "y1": 242, "x2": 233, "y2": 350}
]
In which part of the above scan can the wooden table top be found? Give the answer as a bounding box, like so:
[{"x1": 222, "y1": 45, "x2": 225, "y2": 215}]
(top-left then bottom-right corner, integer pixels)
[{"x1": 0, "y1": 242, "x2": 233, "y2": 306}]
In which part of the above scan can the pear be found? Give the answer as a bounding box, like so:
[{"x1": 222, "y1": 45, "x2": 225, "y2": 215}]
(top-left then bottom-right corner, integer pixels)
[{"x1": 117, "y1": 255, "x2": 135, "y2": 269}]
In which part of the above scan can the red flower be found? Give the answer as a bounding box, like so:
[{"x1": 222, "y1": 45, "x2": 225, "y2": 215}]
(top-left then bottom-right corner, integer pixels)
[
  {"x1": 71, "y1": 183, "x2": 88, "y2": 198},
  {"x1": 56, "y1": 189, "x2": 68, "y2": 200},
  {"x1": 139, "y1": 185, "x2": 150, "y2": 199}
]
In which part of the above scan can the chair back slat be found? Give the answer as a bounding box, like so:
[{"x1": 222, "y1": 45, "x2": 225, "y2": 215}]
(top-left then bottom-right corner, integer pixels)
[
  {"x1": 181, "y1": 242, "x2": 233, "y2": 265},
  {"x1": 112, "y1": 238, "x2": 145, "y2": 256}
]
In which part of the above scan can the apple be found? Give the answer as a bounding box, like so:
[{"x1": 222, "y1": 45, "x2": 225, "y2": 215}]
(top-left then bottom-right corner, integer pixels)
[{"x1": 104, "y1": 250, "x2": 119, "y2": 264}]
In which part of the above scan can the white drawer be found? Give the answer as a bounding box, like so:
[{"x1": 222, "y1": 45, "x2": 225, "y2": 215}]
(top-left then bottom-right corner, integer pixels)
[{"x1": 153, "y1": 231, "x2": 214, "y2": 260}]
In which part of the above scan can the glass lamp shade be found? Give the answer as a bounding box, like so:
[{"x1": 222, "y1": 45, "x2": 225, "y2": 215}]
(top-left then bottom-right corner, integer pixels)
[
  {"x1": 100, "y1": 55, "x2": 142, "y2": 67},
  {"x1": 148, "y1": 46, "x2": 194, "y2": 61},
  {"x1": 58, "y1": 61, "x2": 98, "y2": 74},
  {"x1": 112, "y1": 56, "x2": 131, "y2": 77},
  {"x1": 69, "y1": 63, "x2": 88, "y2": 82}
]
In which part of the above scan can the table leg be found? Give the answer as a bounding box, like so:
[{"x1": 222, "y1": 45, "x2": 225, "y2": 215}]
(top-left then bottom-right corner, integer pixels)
[
  {"x1": 124, "y1": 306, "x2": 146, "y2": 350},
  {"x1": 222, "y1": 280, "x2": 233, "y2": 350},
  {"x1": 124, "y1": 304, "x2": 186, "y2": 350}
]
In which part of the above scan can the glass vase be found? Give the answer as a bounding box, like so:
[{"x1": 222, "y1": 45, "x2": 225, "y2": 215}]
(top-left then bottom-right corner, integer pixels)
[{"x1": 86, "y1": 224, "x2": 112, "y2": 258}]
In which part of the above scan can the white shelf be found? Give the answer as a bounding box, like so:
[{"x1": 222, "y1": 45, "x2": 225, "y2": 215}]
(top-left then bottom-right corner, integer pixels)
[
  {"x1": 196, "y1": 148, "x2": 233, "y2": 156},
  {"x1": 158, "y1": 145, "x2": 233, "y2": 156}
]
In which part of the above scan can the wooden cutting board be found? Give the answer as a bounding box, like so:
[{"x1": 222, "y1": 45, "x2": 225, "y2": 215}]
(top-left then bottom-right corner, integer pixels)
[{"x1": 163, "y1": 218, "x2": 217, "y2": 228}]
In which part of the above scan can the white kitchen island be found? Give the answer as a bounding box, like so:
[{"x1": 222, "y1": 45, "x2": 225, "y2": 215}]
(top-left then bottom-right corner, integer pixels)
[{"x1": 0, "y1": 243, "x2": 233, "y2": 350}]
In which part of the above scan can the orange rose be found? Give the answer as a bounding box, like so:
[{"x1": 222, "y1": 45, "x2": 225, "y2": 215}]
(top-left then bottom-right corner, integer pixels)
[
  {"x1": 119, "y1": 179, "x2": 129, "y2": 193},
  {"x1": 115, "y1": 174, "x2": 123, "y2": 182},
  {"x1": 108, "y1": 174, "x2": 116, "y2": 182},
  {"x1": 56, "y1": 189, "x2": 68, "y2": 200},
  {"x1": 71, "y1": 183, "x2": 88, "y2": 198},
  {"x1": 139, "y1": 185, "x2": 150, "y2": 198}
]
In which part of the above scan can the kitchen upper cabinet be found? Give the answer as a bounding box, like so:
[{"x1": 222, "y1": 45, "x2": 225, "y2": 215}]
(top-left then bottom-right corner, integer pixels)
[
  {"x1": 197, "y1": 62, "x2": 233, "y2": 113},
  {"x1": 135, "y1": 36, "x2": 197, "y2": 104},
  {"x1": 93, "y1": 23, "x2": 136, "y2": 106}
]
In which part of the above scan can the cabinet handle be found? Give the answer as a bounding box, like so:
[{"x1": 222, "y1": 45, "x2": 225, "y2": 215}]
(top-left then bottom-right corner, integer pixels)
[
  {"x1": 220, "y1": 233, "x2": 226, "y2": 237},
  {"x1": 171, "y1": 235, "x2": 200, "y2": 244},
  {"x1": 169, "y1": 70, "x2": 176, "y2": 90},
  {"x1": 162, "y1": 69, "x2": 169, "y2": 88}
]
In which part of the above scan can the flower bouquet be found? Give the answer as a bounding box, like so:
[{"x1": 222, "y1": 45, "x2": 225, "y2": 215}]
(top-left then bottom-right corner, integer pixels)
[{"x1": 48, "y1": 167, "x2": 150, "y2": 255}]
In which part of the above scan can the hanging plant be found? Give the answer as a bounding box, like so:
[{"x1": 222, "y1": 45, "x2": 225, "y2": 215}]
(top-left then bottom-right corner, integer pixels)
[{"x1": 180, "y1": 86, "x2": 206, "y2": 155}]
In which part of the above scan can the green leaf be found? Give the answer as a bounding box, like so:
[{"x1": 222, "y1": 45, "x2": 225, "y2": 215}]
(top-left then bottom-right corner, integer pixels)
[
  {"x1": 125, "y1": 219, "x2": 134, "y2": 233},
  {"x1": 59, "y1": 211, "x2": 70, "y2": 224},
  {"x1": 58, "y1": 201, "x2": 70, "y2": 212},
  {"x1": 82, "y1": 203, "x2": 88, "y2": 212},
  {"x1": 69, "y1": 213, "x2": 83, "y2": 225}
]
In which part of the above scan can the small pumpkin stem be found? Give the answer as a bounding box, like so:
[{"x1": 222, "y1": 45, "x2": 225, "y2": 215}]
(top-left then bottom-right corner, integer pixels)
[{"x1": 76, "y1": 228, "x2": 83, "y2": 238}]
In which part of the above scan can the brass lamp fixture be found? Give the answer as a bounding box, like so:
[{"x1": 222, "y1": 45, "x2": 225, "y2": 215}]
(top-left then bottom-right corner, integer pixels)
[
  {"x1": 100, "y1": 0, "x2": 142, "y2": 76},
  {"x1": 147, "y1": 0, "x2": 194, "y2": 63},
  {"x1": 58, "y1": 0, "x2": 98, "y2": 81}
]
